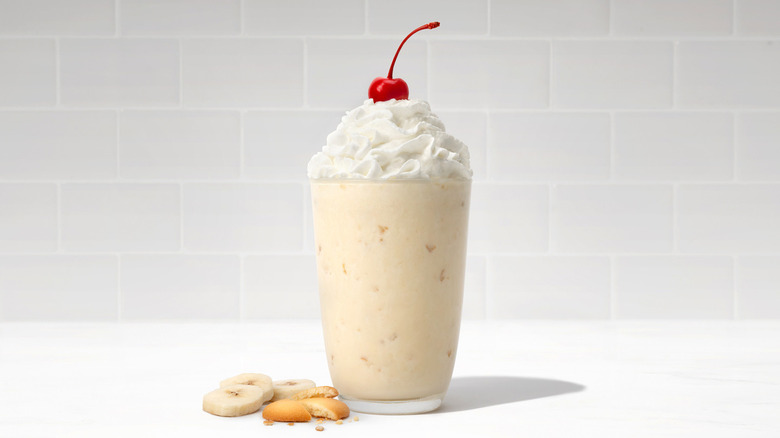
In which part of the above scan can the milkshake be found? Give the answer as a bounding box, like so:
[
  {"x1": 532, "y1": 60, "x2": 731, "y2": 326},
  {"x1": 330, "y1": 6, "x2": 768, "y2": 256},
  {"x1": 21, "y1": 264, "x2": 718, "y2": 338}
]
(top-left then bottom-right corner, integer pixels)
[{"x1": 308, "y1": 98, "x2": 472, "y2": 414}]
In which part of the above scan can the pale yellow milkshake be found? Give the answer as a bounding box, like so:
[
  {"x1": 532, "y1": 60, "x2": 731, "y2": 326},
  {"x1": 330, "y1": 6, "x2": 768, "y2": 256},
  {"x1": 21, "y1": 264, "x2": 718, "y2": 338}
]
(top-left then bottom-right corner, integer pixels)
[{"x1": 308, "y1": 99, "x2": 471, "y2": 414}]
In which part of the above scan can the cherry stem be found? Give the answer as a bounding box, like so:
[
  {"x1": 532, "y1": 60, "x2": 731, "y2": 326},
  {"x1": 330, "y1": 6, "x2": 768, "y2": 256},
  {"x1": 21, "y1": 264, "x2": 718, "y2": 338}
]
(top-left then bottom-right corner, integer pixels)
[{"x1": 386, "y1": 22, "x2": 440, "y2": 79}]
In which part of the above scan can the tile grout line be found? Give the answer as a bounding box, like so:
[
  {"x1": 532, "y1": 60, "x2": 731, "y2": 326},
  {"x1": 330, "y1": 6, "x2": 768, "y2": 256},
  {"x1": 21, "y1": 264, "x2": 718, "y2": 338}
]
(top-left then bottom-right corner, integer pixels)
[
  {"x1": 115, "y1": 110, "x2": 121, "y2": 179},
  {"x1": 547, "y1": 183, "x2": 553, "y2": 254},
  {"x1": 239, "y1": 255, "x2": 245, "y2": 321},
  {"x1": 672, "y1": 40, "x2": 678, "y2": 108},
  {"x1": 56, "y1": 183, "x2": 62, "y2": 253},
  {"x1": 116, "y1": 253, "x2": 122, "y2": 321},
  {"x1": 486, "y1": 0, "x2": 491, "y2": 36},
  {"x1": 609, "y1": 111, "x2": 615, "y2": 182},
  {"x1": 302, "y1": 37, "x2": 308, "y2": 108},
  {"x1": 179, "y1": 183, "x2": 184, "y2": 253},
  {"x1": 54, "y1": 37, "x2": 61, "y2": 107},
  {"x1": 239, "y1": 0, "x2": 245, "y2": 36},
  {"x1": 732, "y1": 0, "x2": 737, "y2": 36},
  {"x1": 239, "y1": 111, "x2": 245, "y2": 180},
  {"x1": 178, "y1": 38, "x2": 183, "y2": 108},
  {"x1": 732, "y1": 112, "x2": 738, "y2": 181},
  {"x1": 114, "y1": 0, "x2": 120, "y2": 37},
  {"x1": 672, "y1": 183, "x2": 679, "y2": 253},
  {"x1": 732, "y1": 255, "x2": 738, "y2": 319},
  {"x1": 363, "y1": 0, "x2": 369, "y2": 35}
]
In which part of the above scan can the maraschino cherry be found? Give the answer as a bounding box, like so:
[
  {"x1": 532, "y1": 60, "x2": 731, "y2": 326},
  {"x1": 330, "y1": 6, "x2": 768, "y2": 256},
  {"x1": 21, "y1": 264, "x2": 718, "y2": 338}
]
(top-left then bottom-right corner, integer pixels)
[{"x1": 368, "y1": 22, "x2": 440, "y2": 102}]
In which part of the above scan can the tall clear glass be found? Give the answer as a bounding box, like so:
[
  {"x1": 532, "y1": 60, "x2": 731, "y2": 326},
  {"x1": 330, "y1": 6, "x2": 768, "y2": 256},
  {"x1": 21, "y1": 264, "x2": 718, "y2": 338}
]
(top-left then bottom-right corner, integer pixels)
[{"x1": 310, "y1": 178, "x2": 471, "y2": 414}]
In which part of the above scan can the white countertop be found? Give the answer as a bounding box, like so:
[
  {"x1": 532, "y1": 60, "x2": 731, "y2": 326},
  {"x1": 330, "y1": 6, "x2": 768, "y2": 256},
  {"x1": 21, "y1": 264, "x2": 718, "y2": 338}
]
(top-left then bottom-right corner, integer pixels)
[{"x1": 1, "y1": 321, "x2": 778, "y2": 437}]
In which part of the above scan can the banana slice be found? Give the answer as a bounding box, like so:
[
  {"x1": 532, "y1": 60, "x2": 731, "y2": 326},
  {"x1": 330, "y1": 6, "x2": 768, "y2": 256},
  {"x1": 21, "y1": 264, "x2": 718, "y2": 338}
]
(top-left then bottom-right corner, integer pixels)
[
  {"x1": 271, "y1": 379, "x2": 316, "y2": 401},
  {"x1": 219, "y1": 373, "x2": 273, "y2": 403},
  {"x1": 203, "y1": 384, "x2": 265, "y2": 417}
]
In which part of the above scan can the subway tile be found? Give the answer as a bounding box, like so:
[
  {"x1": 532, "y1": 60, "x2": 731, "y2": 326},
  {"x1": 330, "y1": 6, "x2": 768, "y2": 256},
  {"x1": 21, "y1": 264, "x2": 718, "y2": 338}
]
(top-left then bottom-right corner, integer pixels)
[
  {"x1": 120, "y1": 255, "x2": 240, "y2": 320},
  {"x1": 60, "y1": 39, "x2": 179, "y2": 107},
  {"x1": 436, "y1": 111, "x2": 488, "y2": 180},
  {"x1": 61, "y1": 184, "x2": 180, "y2": 252},
  {"x1": 304, "y1": 183, "x2": 314, "y2": 253},
  {"x1": 308, "y1": 39, "x2": 426, "y2": 109},
  {"x1": 0, "y1": 0, "x2": 114, "y2": 35},
  {"x1": 487, "y1": 256, "x2": 611, "y2": 319},
  {"x1": 736, "y1": 256, "x2": 780, "y2": 318},
  {"x1": 182, "y1": 39, "x2": 303, "y2": 107},
  {"x1": 463, "y1": 255, "x2": 487, "y2": 319},
  {"x1": 468, "y1": 183, "x2": 548, "y2": 253},
  {"x1": 244, "y1": 0, "x2": 364, "y2": 35},
  {"x1": 615, "y1": 256, "x2": 733, "y2": 319},
  {"x1": 736, "y1": 112, "x2": 780, "y2": 181},
  {"x1": 552, "y1": 41, "x2": 673, "y2": 109},
  {"x1": 488, "y1": 112, "x2": 610, "y2": 181},
  {"x1": 491, "y1": 0, "x2": 608, "y2": 36},
  {"x1": 0, "y1": 111, "x2": 116, "y2": 179},
  {"x1": 430, "y1": 40, "x2": 549, "y2": 109},
  {"x1": 0, "y1": 255, "x2": 117, "y2": 321},
  {"x1": 677, "y1": 42, "x2": 780, "y2": 108},
  {"x1": 243, "y1": 110, "x2": 342, "y2": 180},
  {"x1": 614, "y1": 112, "x2": 733, "y2": 181},
  {"x1": 119, "y1": 111, "x2": 240, "y2": 179},
  {"x1": 243, "y1": 255, "x2": 319, "y2": 319},
  {"x1": 368, "y1": 0, "x2": 487, "y2": 35},
  {"x1": 0, "y1": 39, "x2": 55, "y2": 106},
  {"x1": 736, "y1": 0, "x2": 780, "y2": 35},
  {"x1": 182, "y1": 183, "x2": 303, "y2": 251},
  {"x1": 678, "y1": 184, "x2": 780, "y2": 253},
  {"x1": 612, "y1": 0, "x2": 732, "y2": 36},
  {"x1": 0, "y1": 184, "x2": 57, "y2": 252},
  {"x1": 552, "y1": 185, "x2": 673, "y2": 253},
  {"x1": 121, "y1": 0, "x2": 240, "y2": 35}
]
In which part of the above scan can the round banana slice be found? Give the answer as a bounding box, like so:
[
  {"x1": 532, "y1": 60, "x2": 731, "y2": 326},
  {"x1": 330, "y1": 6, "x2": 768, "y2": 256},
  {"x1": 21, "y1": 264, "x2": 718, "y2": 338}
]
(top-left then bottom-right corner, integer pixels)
[
  {"x1": 203, "y1": 384, "x2": 265, "y2": 417},
  {"x1": 271, "y1": 379, "x2": 316, "y2": 402},
  {"x1": 219, "y1": 373, "x2": 273, "y2": 403}
]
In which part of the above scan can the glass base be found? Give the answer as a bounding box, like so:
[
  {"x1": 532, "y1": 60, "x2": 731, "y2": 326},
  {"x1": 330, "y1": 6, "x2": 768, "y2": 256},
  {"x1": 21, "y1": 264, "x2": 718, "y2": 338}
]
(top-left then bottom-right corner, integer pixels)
[{"x1": 339, "y1": 394, "x2": 443, "y2": 415}]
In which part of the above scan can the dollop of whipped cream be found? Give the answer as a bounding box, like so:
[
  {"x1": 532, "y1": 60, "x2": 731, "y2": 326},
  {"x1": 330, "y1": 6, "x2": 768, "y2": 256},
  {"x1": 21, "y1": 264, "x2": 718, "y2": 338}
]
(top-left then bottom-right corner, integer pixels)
[{"x1": 307, "y1": 99, "x2": 472, "y2": 180}]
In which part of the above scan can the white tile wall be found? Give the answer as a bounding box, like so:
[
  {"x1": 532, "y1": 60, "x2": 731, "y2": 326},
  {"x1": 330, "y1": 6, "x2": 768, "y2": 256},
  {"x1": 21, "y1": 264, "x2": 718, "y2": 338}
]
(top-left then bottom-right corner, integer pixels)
[
  {"x1": 0, "y1": 255, "x2": 118, "y2": 320},
  {"x1": 0, "y1": 111, "x2": 116, "y2": 179},
  {"x1": 552, "y1": 185, "x2": 673, "y2": 253},
  {"x1": 120, "y1": 0, "x2": 241, "y2": 36},
  {"x1": 487, "y1": 256, "x2": 611, "y2": 319},
  {"x1": 1, "y1": 0, "x2": 779, "y2": 321},
  {"x1": 613, "y1": 112, "x2": 734, "y2": 181},
  {"x1": 677, "y1": 42, "x2": 780, "y2": 108},
  {"x1": 182, "y1": 39, "x2": 303, "y2": 107},
  {"x1": 61, "y1": 184, "x2": 180, "y2": 252},
  {"x1": 736, "y1": 112, "x2": 780, "y2": 181},
  {"x1": 119, "y1": 111, "x2": 241, "y2": 179},
  {"x1": 429, "y1": 40, "x2": 549, "y2": 109},
  {"x1": 614, "y1": 256, "x2": 734, "y2": 319},
  {"x1": 489, "y1": 113, "x2": 610, "y2": 181},
  {"x1": 491, "y1": 0, "x2": 609, "y2": 36},
  {"x1": 182, "y1": 183, "x2": 303, "y2": 252},
  {"x1": 611, "y1": 0, "x2": 733, "y2": 36},
  {"x1": 0, "y1": 184, "x2": 57, "y2": 252},
  {"x1": 120, "y1": 255, "x2": 240, "y2": 320},
  {"x1": 0, "y1": 39, "x2": 56, "y2": 106},
  {"x1": 677, "y1": 184, "x2": 780, "y2": 253},
  {"x1": 736, "y1": 0, "x2": 780, "y2": 35},
  {"x1": 736, "y1": 256, "x2": 780, "y2": 318},
  {"x1": 368, "y1": 0, "x2": 488, "y2": 35},
  {"x1": 552, "y1": 41, "x2": 673, "y2": 109},
  {"x1": 0, "y1": 0, "x2": 114, "y2": 36},
  {"x1": 245, "y1": 0, "x2": 365, "y2": 36},
  {"x1": 60, "y1": 39, "x2": 180, "y2": 107},
  {"x1": 468, "y1": 183, "x2": 548, "y2": 253},
  {"x1": 243, "y1": 254, "x2": 320, "y2": 319}
]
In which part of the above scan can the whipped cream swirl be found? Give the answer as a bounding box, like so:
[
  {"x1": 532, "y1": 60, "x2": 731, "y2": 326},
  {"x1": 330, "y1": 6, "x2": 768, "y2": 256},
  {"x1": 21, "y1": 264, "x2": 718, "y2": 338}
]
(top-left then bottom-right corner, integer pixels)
[{"x1": 307, "y1": 99, "x2": 472, "y2": 180}]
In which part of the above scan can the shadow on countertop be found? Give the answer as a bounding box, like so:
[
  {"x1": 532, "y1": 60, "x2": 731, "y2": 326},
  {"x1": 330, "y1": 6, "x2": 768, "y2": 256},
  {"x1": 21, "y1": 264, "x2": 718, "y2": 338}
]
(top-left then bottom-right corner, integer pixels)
[{"x1": 437, "y1": 376, "x2": 586, "y2": 413}]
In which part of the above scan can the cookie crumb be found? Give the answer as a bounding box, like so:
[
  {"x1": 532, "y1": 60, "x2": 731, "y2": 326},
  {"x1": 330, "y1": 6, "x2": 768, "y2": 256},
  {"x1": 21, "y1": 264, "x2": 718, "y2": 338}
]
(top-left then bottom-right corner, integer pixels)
[
  {"x1": 335, "y1": 420, "x2": 343, "y2": 425},
  {"x1": 353, "y1": 416, "x2": 359, "y2": 422},
  {"x1": 317, "y1": 419, "x2": 324, "y2": 424},
  {"x1": 287, "y1": 422, "x2": 295, "y2": 426},
  {"x1": 426, "y1": 244, "x2": 436, "y2": 253},
  {"x1": 315, "y1": 425, "x2": 324, "y2": 431},
  {"x1": 264, "y1": 420, "x2": 274, "y2": 426}
]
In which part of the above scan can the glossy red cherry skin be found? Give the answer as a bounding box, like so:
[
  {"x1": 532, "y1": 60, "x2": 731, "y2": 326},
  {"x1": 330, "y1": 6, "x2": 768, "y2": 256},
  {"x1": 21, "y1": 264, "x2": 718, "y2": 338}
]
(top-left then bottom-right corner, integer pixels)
[{"x1": 368, "y1": 77, "x2": 409, "y2": 102}]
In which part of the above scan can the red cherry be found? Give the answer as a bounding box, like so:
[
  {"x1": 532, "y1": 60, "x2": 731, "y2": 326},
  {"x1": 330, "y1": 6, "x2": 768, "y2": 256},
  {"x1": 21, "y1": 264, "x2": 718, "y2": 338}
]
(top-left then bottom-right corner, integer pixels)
[{"x1": 368, "y1": 22, "x2": 440, "y2": 102}]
